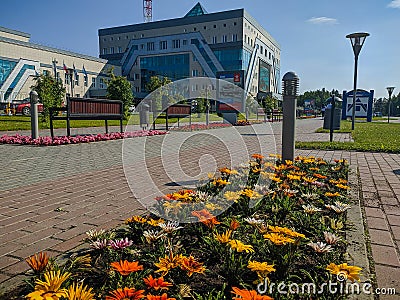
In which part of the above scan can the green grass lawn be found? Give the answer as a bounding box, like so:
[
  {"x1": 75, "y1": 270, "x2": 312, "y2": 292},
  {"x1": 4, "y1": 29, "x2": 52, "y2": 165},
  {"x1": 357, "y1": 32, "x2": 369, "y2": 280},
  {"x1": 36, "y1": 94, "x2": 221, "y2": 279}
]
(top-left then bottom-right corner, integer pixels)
[
  {"x1": 297, "y1": 120, "x2": 400, "y2": 153},
  {"x1": 0, "y1": 114, "x2": 223, "y2": 132}
]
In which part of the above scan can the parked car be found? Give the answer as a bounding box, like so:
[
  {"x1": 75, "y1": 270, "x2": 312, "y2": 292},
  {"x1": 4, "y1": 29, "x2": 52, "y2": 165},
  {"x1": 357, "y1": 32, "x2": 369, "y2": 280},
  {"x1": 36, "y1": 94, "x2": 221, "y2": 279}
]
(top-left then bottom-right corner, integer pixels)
[
  {"x1": 373, "y1": 112, "x2": 382, "y2": 117},
  {"x1": 15, "y1": 101, "x2": 44, "y2": 116}
]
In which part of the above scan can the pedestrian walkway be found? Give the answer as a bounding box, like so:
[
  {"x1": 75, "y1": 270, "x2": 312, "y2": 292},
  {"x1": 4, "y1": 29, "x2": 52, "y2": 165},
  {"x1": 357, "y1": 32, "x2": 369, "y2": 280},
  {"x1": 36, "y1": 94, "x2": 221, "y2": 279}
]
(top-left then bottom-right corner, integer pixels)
[{"x1": 0, "y1": 118, "x2": 398, "y2": 299}]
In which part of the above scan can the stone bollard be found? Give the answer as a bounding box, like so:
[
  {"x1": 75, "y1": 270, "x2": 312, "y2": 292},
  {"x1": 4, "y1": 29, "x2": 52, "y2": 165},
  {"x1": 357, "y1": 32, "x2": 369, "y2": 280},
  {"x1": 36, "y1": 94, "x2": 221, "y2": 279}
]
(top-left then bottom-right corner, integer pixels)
[{"x1": 281, "y1": 72, "x2": 299, "y2": 162}]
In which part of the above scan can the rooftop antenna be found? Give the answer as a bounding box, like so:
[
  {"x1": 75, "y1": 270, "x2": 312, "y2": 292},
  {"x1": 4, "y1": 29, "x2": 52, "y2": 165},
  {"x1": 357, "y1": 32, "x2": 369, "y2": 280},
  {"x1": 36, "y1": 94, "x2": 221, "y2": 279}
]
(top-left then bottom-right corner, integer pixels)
[{"x1": 144, "y1": 0, "x2": 153, "y2": 22}]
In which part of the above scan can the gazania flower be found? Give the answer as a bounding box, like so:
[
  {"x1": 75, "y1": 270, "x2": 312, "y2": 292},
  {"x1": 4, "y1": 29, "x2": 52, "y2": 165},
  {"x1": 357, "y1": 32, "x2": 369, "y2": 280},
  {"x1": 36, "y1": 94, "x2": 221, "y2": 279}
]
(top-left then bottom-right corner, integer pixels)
[
  {"x1": 111, "y1": 260, "x2": 143, "y2": 276},
  {"x1": 326, "y1": 263, "x2": 362, "y2": 282},
  {"x1": 27, "y1": 270, "x2": 70, "y2": 300},
  {"x1": 301, "y1": 192, "x2": 319, "y2": 200},
  {"x1": 219, "y1": 167, "x2": 238, "y2": 175},
  {"x1": 126, "y1": 215, "x2": 147, "y2": 224},
  {"x1": 85, "y1": 229, "x2": 106, "y2": 241},
  {"x1": 324, "y1": 231, "x2": 341, "y2": 245},
  {"x1": 325, "y1": 192, "x2": 341, "y2": 198},
  {"x1": 252, "y1": 154, "x2": 265, "y2": 160},
  {"x1": 302, "y1": 204, "x2": 322, "y2": 214},
  {"x1": 267, "y1": 225, "x2": 305, "y2": 239},
  {"x1": 271, "y1": 176, "x2": 282, "y2": 183},
  {"x1": 336, "y1": 183, "x2": 350, "y2": 190},
  {"x1": 181, "y1": 255, "x2": 206, "y2": 277},
  {"x1": 230, "y1": 219, "x2": 240, "y2": 230},
  {"x1": 244, "y1": 217, "x2": 264, "y2": 226},
  {"x1": 108, "y1": 238, "x2": 133, "y2": 250},
  {"x1": 286, "y1": 174, "x2": 301, "y2": 181},
  {"x1": 303, "y1": 176, "x2": 317, "y2": 184},
  {"x1": 147, "y1": 218, "x2": 165, "y2": 226},
  {"x1": 229, "y1": 240, "x2": 254, "y2": 253},
  {"x1": 26, "y1": 252, "x2": 49, "y2": 273},
  {"x1": 247, "y1": 261, "x2": 276, "y2": 280},
  {"x1": 214, "y1": 229, "x2": 232, "y2": 244},
  {"x1": 308, "y1": 241, "x2": 333, "y2": 253},
  {"x1": 231, "y1": 287, "x2": 273, "y2": 300},
  {"x1": 105, "y1": 287, "x2": 145, "y2": 300},
  {"x1": 241, "y1": 189, "x2": 261, "y2": 199},
  {"x1": 313, "y1": 173, "x2": 327, "y2": 179},
  {"x1": 146, "y1": 294, "x2": 176, "y2": 300},
  {"x1": 224, "y1": 191, "x2": 241, "y2": 202},
  {"x1": 192, "y1": 210, "x2": 220, "y2": 228},
  {"x1": 325, "y1": 201, "x2": 351, "y2": 213},
  {"x1": 263, "y1": 233, "x2": 295, "y2": 245},
  {"x1": 143, "y1": 230, "x2": 166, "y2": 244},
  {"x1": 155, "y1": 253, "x2": 185, "y2": 276},
  {"x1": 90, "y1": 239, "x2": 108, "y2": 249},
  {"x1": 212, "y1": 178, "x2": 231, "y2": 187},
  {"x1": 143, "y1": 275, "x2": 172, "y2": 290},
  {"x1": 195, "y1": 191, "x2": 212, "y2": 202},
  {"x1": 66, "y1": 282, "x2": 95, "y2": 300},
  {"x1": 158, "y1": 221, "x2": 183, "y2": 233}
]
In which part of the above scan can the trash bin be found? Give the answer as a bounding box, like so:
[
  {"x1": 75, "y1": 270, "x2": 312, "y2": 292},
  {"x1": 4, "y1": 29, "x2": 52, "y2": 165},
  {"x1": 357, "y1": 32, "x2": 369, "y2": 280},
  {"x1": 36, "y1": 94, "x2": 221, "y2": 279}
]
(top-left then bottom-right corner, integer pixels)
[
  {"x1": 139, "y1": 103, "x2": 150, "y2": 130},
  {"x1": 323, "y1": 96, "x2": 342, "y2": 130}
]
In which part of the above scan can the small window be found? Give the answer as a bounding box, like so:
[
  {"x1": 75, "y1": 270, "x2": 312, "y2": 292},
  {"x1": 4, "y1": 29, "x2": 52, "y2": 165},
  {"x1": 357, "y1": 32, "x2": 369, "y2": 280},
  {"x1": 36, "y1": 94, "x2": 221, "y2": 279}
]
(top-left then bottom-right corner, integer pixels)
[
  {"x1": 183, "y1": 40, "x2": 187, "y2": 46},
  {"x1": 84, "y1": 76, "x2": 88, "y2": 87},
  {"x1": 118, "y1": 36, "x2": 121, "y2": 40},
  {"x1": 159, "y1": 40, "x2": 168, "y2": 50},
  {"x1": 102, "y1": 48, "x2": 108, "y2": 55},
  {"x1": 147, "y1": 42, "x2": 155, "y2": 51},
  {"x1": 126, "y1": 35, "x2": 129, "y2": 39},
  {"x1": 204, "y1": 26, "x2": 207, "y2": 30},
  {"x1": 234, "y1": 22, "x2": 237, "y2": 26},
  {"x1": 192, "y1": 70, "x2": 198, "y2": 77},
  {"x1": 213, "y1": 24, "x2": 217, "y2": 28},
  {"x1": 91, "y1": 77, "x2": 96, "y2": 88},
  {"x1": 223, "y1": 24, "x2": 226, "y2": 27},
  {"x1": 110, "y1": 37, "x2": 113, "y2": 41},
  {"x1": 118, "y1": 46, "x2": 122, "y2": 53},
  {"x1": 222, "y1": 35, "x2": 228, "y2": 43},
  {"x1": 103, "y1": 38, "x2": 106, "y2": 42},
  {"x1": 75, "y1": 74, "x2": 79, "y2": 86},
  {"x1": 135, "y1": 87, "x2": 140, "y2": 92},
  {"x1": 110, "y1": 47, "x2": 114, "y2": 54},
  {"x1": 172, "y1": 39, "x2": 181, "y2": 48},
  {"x1": 99, "y1": 78, "x2": 105, "y2": 89},
  {"x1": 141, "y1": 34, "x2": 144, "y2": 38},
  {"x1": 232, "y1": 34, "x2": 237, "y2": 42},
  {"x1": 193, "y1": 27, "x2": 197, "y2": 31},
  {"x1": 212, "y1": 36, "x2": 217, "y2": 44}
]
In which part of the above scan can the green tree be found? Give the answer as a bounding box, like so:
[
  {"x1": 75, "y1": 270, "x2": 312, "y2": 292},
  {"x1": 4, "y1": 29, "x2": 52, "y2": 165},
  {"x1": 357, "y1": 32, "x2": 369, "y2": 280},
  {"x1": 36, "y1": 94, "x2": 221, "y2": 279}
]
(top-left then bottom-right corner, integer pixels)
[
  {"x1": 298, "y1": 88, "x2": 340, "y2": 109},
  {"x1": 145, "y1": 76, "x2": 172, "y2": 111},
  {"x1": 32, "y1": 73, "x2": 65, "y2": 122},
  {"x1": 106, "y1": 69, "x2": 134, "y2": 119}
]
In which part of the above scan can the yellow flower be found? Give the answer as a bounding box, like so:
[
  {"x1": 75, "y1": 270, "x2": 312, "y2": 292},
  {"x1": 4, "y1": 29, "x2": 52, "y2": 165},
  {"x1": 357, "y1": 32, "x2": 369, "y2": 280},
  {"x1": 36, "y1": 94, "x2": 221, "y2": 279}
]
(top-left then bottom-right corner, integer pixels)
[
  {"x1": 27, "y1": 270, "x2": 71, "y2": 300},
  {"x1": 303, "y1": 177, "x2": 317, "y2": 184},
  {"x1": 181, "y1": 255, "x2": 206, "y2": 277},
  {"x1": 125, "y1": 215, "x2": 147, "y2": 224},
  {"x1": 325, "y1": 192, "x2": 341, "y2": 197},
  {"x1": 285, "y1": 160, "x2": 293, "y2": 165},
  {"x1": 212, "y1": 178, "x2": 231, "y2": 187},
  {"x1": 271, "y1": 176, "x2": 282, "y2": 183},
  {"x1": 224, "y1": 191, "x2": 241, "y2": 202},
  {"x1": 229, "y1": 240, "x2": 254, "y2": 253},
  {"x1": 241, "y1": 189, "x2": 261, "y2": 199},
  {"x1": 208, "y1": 173, "x2": 215, "y2": 179},
  {"x1": 336, "y1": 184, "x2": 350, "y2": 190},
  {"x1": 155, "y1": 253, "x2": 185, "y2": 276},
  {"x1": 65, "y1": 282, "x2": 95, "y2": 300},
  {"x1": 326, "y1": 263, "x2": 362, "y2": 282},
  {"x1": 267, "y1": 225, "x2": 306, "y2": 239},
  {"x1": 205, "y1": 203, "x2": 222, "y2": 211},
  {"x1": 148, "y1": 218, "x2": 165, "y2": 226},
  {"x1": 219, "y1": 167, "x2": 238, "y2": 175},
  {"x1": 263, "y1": 233, "x2": 295, "y2": 245},
  {"x1": 214, "y1": 229, "x2": 232, "y2": 244},
  {"x1": 248, "y1": 260, "x2": 276, "y2": 281}
]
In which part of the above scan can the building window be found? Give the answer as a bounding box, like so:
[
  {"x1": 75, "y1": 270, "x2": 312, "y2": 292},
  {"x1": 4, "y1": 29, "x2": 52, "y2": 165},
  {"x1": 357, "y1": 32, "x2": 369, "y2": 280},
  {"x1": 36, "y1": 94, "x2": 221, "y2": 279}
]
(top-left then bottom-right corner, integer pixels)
[
  {"x1": 193, "y1": 55, "x2": 198, "y2": 62},
  {"x1": 222, "y1": 35, "x2": 228, "y2": 43},
  {"x1": 141, "y1": 44, "x2": 145, "y2": 50},
  {"x1": 192, "y1": 70, "x2": 198, "y2": 77},
  {"x1": 193, "y1": 27, "x2": 197, "y2": 31},
  {"x1": 65, "y1": 73, "x2": 69, "y2": 85},
  {"x1": 223, "y1": 23, "x2": 227, "y2": 27},
  {"x1": 91, "y1": 77, "x2": 96, "y2": 88},
  {"x1": 234, "y1": 22, "x2": 237, "y2": 26},
  {"x1": 232, "y1": 34, "x2": 238, "y2": 42},
  {"x1": 110, "y1": 47, "x2": 114, "y2": 54},
  {"x1": 75, "y1": 74, "x2": 79, "y2": 86},
  {"x1": 84, "y1": 76, "x2": 88, "y2": 87},
  {"x1": 147, "y1": 42, "x2": 155, "y2": 51},
  {"x1": 141, "y1": 34, "x2": 144, "y2": 38},
  {"x1": 204, "y1": 26, "x2": 207, "y2": 30},
  {"x1": 212, "y1": 36, "x2": 217, "y2": 44},
  {"x1": 135, "y1": 87, "x2": 140, "y2": 92},
  {"x1": 172, "y1": 39, "x2": 181, "y2": 48},
  {"x1": 118, "y1": 36, "x2": 121, "y2": 40},
  {"x1": 102, "y1": 48, "x2": 107, "y2": 55},
  {"x1": 118, "y1": 46, "x2": 122, "y2": 53},
  {"x1": 99, "y1": 78, "x2": 105, "y2": 89},
  {"x1": 214, "y1": 24, "x2": 217, "y2": 28},
  {"x1": 183, "y1": 40, "x2": 187, "y2": 46},
  {"x1": 269, "y1": 52, "x2": 271, "y2": 59},
  {"x1": 260, "y1": 46, "x2": 264, "y2": 54},
  {"x1": 103, "y1": 38, "x2": 106, "y2": 42},
  {"x1": 159, "y1": 40, "x2": 168, "y2": 50},
  {"x1": 265, "y1": 49, "x2": 268, "y2": 56}
]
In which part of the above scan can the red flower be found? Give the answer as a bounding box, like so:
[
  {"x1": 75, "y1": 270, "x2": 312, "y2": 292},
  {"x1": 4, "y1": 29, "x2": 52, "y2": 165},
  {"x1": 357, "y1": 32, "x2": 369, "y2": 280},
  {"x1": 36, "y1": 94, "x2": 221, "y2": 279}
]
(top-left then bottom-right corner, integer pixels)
[
  {"x1": 143, "y1": 275, "x2": 173, "y2": 290},
  {"x1": 106, "y1": 287, "x2": 145, "y2": 300},
  {"x1": 146, "y1": 294, "x2": 176, "y2": 300}
]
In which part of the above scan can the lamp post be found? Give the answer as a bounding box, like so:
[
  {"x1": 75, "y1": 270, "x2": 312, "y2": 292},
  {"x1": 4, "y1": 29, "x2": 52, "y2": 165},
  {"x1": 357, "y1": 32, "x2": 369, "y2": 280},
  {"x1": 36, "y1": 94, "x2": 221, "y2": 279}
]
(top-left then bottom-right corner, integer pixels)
[
  {"x1": 386, "y1": 86, "x2": 395, "y2": 123},
  {"x1": 67, "y1": 68, "x2": 74, "y2": 98},
  {"x1": 346, "y1": 32, "x2": 369, "y2": 130}
]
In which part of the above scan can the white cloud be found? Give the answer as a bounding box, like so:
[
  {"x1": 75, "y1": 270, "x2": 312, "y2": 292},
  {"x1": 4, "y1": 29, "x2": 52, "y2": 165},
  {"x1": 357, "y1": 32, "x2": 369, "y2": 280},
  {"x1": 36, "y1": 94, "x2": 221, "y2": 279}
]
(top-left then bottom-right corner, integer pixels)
[
  {"x1": 307, "y1": 17, "x2": 338, "y2": 25},
  {"x1": 388, "y1": 0, "x2": 400, "y2": 8}
]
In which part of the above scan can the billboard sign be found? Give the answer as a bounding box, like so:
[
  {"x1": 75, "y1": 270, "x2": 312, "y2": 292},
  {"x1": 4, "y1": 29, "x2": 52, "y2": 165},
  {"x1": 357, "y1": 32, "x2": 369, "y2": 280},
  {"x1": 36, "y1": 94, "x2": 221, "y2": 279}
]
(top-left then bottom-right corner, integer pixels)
[
  {"x1": 258, "y1": 60, "x2": 271, "y2": 93},
  {"x1": 342, "y1": 89, "x2": 374, "y2": 122},
  {"x1": 216, "y1": 71, "x2": 245, "y2": 113}
]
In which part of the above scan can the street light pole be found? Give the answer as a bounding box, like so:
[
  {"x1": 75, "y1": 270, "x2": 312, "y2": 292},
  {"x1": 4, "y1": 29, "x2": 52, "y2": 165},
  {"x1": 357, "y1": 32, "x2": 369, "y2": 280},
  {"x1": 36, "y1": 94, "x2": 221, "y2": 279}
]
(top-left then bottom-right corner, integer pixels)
[
  {"x1": 386, "y1": 87, "x2": 395, "y2": 123},
  {"x1": 346, "y1": 32, "x2": 370, "y2": 130}
]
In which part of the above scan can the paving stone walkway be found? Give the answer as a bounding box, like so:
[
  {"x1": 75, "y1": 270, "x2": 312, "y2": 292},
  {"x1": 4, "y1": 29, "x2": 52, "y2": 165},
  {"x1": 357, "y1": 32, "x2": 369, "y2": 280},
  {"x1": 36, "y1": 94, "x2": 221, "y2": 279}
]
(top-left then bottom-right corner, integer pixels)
[{"x1": 0, "y1": 118, "x2": 398, "y2": 299}]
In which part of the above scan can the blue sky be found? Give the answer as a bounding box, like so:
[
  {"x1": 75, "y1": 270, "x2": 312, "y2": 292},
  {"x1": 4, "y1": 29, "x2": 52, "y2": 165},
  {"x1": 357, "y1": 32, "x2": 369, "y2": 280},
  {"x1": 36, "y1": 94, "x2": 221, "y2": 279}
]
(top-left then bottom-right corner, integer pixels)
[{"x1": 1, "y1": 0, "x2": 399, "y2": 98}]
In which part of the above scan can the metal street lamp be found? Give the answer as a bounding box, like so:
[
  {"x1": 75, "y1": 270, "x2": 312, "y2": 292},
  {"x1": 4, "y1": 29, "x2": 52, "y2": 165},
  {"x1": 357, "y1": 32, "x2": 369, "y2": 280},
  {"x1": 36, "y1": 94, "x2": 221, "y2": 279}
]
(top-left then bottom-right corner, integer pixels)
[
  {"x1": 67, "y1": 68, "x2": 74, "y2": 98},
  {"x1": 386, "y1": 86, "x2": 395, "y2": 123},
  {"x1": 346, "y1": 32, "x2": 370, "y2": 130}
]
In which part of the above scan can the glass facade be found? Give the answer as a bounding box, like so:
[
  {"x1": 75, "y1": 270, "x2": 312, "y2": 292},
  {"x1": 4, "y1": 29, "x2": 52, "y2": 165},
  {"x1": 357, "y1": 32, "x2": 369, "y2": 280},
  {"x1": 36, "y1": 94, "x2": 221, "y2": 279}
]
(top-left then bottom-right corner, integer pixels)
[
  {"x1": 0, "y1": 59, "x2": 17, "y2": 88},
  {"x1": 140, "y1": 54, "x2": 189, "y2": 91},
  {"x1": 2, "y1": 61, "x2": 35, "y2": 100},
  {"x1": 212, "y1": 49, "x2": 252, "y2": 73}
]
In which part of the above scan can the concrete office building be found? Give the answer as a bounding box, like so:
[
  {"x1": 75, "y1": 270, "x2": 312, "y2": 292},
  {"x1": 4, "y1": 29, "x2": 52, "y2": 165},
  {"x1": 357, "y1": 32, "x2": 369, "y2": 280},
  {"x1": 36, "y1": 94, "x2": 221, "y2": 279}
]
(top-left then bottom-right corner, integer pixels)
[
  {"x1": 98, "y1": 2, "x2": 281, "y2": 100},
  {"x1": 0, "y1": 26, "x2": 118, "y2": 104}
]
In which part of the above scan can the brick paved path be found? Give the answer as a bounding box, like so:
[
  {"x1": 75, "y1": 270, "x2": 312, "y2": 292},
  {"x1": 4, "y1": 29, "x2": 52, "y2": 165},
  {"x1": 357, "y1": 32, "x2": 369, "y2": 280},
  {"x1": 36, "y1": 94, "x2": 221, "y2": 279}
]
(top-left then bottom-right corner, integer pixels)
[{"x1": 0, "y1": 118, "x2": 398, "y2": 299}]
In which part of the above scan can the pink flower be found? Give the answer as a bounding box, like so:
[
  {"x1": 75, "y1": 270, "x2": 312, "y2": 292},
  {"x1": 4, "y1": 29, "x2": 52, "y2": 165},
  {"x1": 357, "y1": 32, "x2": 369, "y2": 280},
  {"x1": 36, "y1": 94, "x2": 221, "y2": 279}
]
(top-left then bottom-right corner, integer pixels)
[{"x1": 108, "y1": 238, "x2": 133, "y2": 250}]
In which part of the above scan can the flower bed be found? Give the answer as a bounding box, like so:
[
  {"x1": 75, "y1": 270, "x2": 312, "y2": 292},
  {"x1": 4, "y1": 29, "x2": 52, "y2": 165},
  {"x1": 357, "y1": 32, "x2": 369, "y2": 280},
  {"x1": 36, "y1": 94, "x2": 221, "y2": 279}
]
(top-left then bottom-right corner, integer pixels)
[
  {"x1": 22, "y1": 155, "x2": 362, "y2": 299},
  {"x1": 0, "y1": 131, "x2": 167, "y2": 146},
  {"x1": 170, "y1": 123, "x2": 231, "y2": 131}
]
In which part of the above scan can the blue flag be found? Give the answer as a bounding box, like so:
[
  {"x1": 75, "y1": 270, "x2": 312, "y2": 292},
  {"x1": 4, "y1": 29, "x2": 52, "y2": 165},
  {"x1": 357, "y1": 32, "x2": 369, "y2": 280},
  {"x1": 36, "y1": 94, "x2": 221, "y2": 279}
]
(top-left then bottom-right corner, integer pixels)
[
  {"x1": 73, "y1": 64, "x2": 78, "y2": 80},
  {"x1": 82, "y1": 65, "x2": 88, "y2": 79}
]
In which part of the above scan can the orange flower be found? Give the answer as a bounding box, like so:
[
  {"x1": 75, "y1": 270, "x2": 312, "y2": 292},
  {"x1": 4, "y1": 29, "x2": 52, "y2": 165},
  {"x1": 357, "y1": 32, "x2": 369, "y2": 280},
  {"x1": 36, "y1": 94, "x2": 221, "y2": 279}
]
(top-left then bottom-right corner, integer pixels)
[
  {"x1": 313, "y1": 173, "x2": 327, "y2": 179},
  {"x1": 252, "y1": 154, "x2": 265, "y2": 160},
  {"x1": 26, "y1": 252, "x2": 49, "y2": 273},
  {"x1": 154, "y1": 253, "x2": 185, "y2": 276},
  {"x1": 105, "y1": 287, "x2": 145, "y2": 300},
  {"x1": 230, "y1": 218, "x2": 240, "y2": 230},
  {"x1": 110, "y1": 260, "x2": 143, "y2": 276},
  {"x1": 231, "y1": 287, "x2": 273, "y2": 299},
  {"x1": 146, "y1": 294, "x2": 176, "y2": 300},
  {"x1": 192, "y1": 210, "x2": 221, "y2": 228},
  {"x1": 143, "y1": 275, "x2": 172, "y2": 291},
  {"x1": 181, "y1": 255, "x2": 206, "y2": 277}
]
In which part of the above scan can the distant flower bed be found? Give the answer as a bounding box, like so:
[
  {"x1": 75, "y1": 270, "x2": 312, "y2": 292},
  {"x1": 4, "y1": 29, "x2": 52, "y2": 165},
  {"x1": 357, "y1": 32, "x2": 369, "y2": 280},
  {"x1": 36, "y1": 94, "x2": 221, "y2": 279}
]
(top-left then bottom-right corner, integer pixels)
[
  {"x1": 171, "y1": 123, "x2": 231, "y2": 131},
  {"x1": 21, "y1": 155, "x2": 361, "y2": 299},
  {"x1": 0, "y1": 131, "x2": 168, "y2": 146}
]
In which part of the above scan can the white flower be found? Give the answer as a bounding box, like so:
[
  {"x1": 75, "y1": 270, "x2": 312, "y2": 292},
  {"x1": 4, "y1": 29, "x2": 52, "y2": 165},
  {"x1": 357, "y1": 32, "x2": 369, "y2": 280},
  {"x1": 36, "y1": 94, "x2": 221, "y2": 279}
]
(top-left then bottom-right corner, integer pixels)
[
  {"x1": 244, "y1": 217, "x2": 264, "y2": 226},
  {"x1": 301, "y1": 192, "x2": 320, "y2": 200},
  {"x1": 143, "y1": 230, "x2": 166, "y2": 243},
  {"x1": 86, "y1": 229, "x2": 106, "y2": 241},
  {"x1": 302, "y1": 204, "x2": 322, "y2": 214},
  {"x1": 90, "y1": 239, "x2": 108, "y2": 249},
  {"x1": 158, "y1": 221, "x2": 183, "y2": 233},
  {"x1": 324, "y1": 231, "x2": 341, "y2": 245},
  {"x1": 325, "y1": 201, "x2": 351, "y2": 213},
  {"x1": 307, "y1": 241, "x2": 333, "y2": 253},
  {"x1": 195, "y1": 191, "x2": 212, "y2": 202}
]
